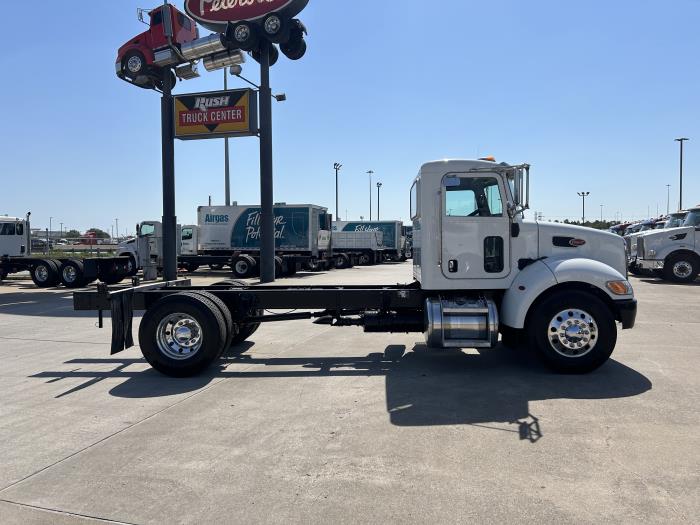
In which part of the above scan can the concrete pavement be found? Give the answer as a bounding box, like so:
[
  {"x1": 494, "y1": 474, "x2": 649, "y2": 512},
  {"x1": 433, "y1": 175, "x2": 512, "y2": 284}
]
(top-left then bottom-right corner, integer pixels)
[{"x1": 0, "y1": 263, "x2": 698, "y2": 523}]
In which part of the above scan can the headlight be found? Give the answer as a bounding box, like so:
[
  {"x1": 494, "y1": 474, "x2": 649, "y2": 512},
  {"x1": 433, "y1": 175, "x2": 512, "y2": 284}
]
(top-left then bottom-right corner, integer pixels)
[{"x1": 606, "y1": 280, "x2": 633, "y2": 296}]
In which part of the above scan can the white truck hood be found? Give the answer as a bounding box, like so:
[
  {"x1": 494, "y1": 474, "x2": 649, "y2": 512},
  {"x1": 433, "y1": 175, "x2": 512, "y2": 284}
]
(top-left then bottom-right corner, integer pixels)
[{"x1": 536, "y1": 221, "x2": 627, "y2": 276}]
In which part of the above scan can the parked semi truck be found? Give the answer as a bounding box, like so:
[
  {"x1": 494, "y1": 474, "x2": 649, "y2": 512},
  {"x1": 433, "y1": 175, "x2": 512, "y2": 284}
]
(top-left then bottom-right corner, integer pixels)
[
  {"x1": 75, "y1": 159, "x2": 637, "y2": 378},
  {"x1": 0, "y1": 215, "x2": 132, "y2": 288},
  {"x1": 637, "y1": 205, "x2": 700, "y2": 283},
  {"x1": 333, "y1": 220, "x2": 406, "y2": 261},
  {"x1": 626, "y1": 212, "x2": 688, "y2": 275}
]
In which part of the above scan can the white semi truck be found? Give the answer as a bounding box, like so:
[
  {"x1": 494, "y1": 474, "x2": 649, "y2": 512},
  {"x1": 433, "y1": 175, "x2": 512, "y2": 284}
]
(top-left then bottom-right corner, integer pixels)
[
  {"x1": 637, "y1": 205, "x2": 700, "y2": 282},
  {"x1": 75, "y1": 159, "x2": 637, "y2": 377},
  {"x1": 1, "y1": 215, "x2": 132, "y2": 288}
]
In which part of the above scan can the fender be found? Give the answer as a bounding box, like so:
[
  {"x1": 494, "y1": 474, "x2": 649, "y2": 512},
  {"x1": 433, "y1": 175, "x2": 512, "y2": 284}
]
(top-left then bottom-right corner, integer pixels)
[{"x1": 501, "y1": 257, "x2": 632, "y2": 329}]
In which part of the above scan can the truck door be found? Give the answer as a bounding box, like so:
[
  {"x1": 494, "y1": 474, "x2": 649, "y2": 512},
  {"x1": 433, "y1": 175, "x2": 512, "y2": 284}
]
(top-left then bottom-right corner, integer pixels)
[{"x1": 441, "y1": 174, "x2": 511, "y2": 279}]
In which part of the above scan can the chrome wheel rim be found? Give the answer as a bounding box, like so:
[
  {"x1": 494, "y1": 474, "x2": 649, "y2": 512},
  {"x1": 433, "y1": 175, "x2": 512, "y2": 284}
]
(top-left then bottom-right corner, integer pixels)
[
  {"x1": 36, "y1": 265, "x2": 49, "y2": 282},
  {"x1": 548, "y1": 309, "x2": 598, "y2": 358},
  {"x1": 127, "y1": 56, "x2": 142, "y2": 73},
  {"x1": 264, "y1": 16, "x2": 281, "y2": 34},
  {"x1": 63, "y1": 266, "x2": 77, "y2": 283},
  {"x1": 235, "y1": 26, "x2": 250, "y2": 42},
  {"x1": 156, "y1": 313, "x2": 203, "y2": 360},
  {"x1": 673, "y1": 261, "x2": 692, "y2": 279}
]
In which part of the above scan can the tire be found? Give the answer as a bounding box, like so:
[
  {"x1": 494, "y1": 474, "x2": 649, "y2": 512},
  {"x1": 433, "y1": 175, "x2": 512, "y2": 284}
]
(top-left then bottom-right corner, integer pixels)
[
  {"x1": 119, "y1": 254, "x2": 138, "y2": 276},
  {"x1": 628, "y1": 262, "x2": 643, "y2": 276},
  {"x1": 662, "y1": 253, "x2": 699, "y2": 283},
  {"x1": 138, "y1": 293, "x2": 226, "y2": 377},
  {"x1": 182, "y1": 291, "x2": 234, "y2": 357},
  {"x1": 181, "y1": 262, "x2": 199, "y2": 273},
  {"x1": 334, "y1": 253, "x2": 351, "y2": 269},
  {"x1": 274, "y1": 256, "x2": 284, "y2": 277},
  {"x1": 59, "y1": 259, "x2": 86, "y2": 288},
  {"x1": 154, "y1": 71, "x2": 176, "y2": 91},
  {"x1": 305, "y1": 259, "x2": 321, "y2": 271},
  {"x1": 31, "y1": 260, "x2": 58, "y2": 288},
  {"x1": 526, "y1": 290, "x2": 617, "y2": 373},
  {"x1": 261, "y1": 13, "x2": 291, "y2": 43},
  {"x1": 227, "y1": 21, "x2": 260, "y2": 51},
  {"x1": 359, "y1": 254, "x2": 371, "y2": 266},
  {"x1": 210, "y1": 279, "x2": 262, "y2": 346},
  {"x1": 122, "y1": 50, "x2": 147, "y2": 79},
  {"x1": 232, "y1": 255, "x2": 254, "y2": 278}
]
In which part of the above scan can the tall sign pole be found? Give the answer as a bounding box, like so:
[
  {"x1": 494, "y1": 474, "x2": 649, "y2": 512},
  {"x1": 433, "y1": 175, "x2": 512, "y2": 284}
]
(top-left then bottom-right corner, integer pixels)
[
  {"x1": 224, "y1": 69, "x2": 231, "y2": 206},
  {"x1": 259, "y1": 41, "x2": 275, "y2": 283},
  {"x1": 675, "y1": 137, "x2": 689, "y2": 211},
  {"x1": 161, "y1": 70, "x2": 177, "y2": 282}
]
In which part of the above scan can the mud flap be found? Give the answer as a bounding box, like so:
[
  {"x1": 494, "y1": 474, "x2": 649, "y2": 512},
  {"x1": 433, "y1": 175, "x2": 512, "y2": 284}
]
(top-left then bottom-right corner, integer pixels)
[{"x1": 110, "y1": 289, "x2": 135, "y2": 355}]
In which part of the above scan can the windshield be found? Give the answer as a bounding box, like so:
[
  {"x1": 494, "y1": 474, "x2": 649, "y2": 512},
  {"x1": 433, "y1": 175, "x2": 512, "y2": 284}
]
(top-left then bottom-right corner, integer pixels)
[
  {"x1": 682, "y1": 210, "x2": 700, "y2": 227},
  {"x1": 140, "y1": 223, "x2": 156, "y2": 237},
  {"x1": 664, "y1": 214, "x2": 686, "y2": 228}
]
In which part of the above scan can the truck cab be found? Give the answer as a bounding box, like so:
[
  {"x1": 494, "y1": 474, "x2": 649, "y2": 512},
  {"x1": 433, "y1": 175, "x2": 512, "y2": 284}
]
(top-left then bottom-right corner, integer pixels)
[
  {"x1": 0, "y1": 217, "x2": 28, "y2": 258},
  {"x1": 637, "y1": 206, "x2": 700, "y2": 282},
  {"x1": 116, "y1": 4, "x2": 198, "y2": 89}
]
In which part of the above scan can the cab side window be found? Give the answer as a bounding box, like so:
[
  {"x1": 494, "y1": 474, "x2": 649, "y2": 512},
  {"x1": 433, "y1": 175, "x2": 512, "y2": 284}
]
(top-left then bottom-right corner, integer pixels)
[
  {"x1": 182, "y1": 228, "x2": 193, "y2": 241},
  {"x1": 0, "y1": 223, "x2": 16, "y2": 235},
  {"x1": 445, "y1": 177, "x2": 503, "y2": 217},
  {"x1": 16, "y1": 223, "x2": 24, "y2": 235}
]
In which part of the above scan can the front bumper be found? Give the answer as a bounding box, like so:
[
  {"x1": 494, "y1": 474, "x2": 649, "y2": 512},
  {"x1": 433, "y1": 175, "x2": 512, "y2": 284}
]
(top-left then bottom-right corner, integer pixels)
[
  {"x1": 613, "y1": 299, "x2": 637, "y2": 329},
  {"x1": 639, "y1": 259, "x2": 664, "y2": 270}
]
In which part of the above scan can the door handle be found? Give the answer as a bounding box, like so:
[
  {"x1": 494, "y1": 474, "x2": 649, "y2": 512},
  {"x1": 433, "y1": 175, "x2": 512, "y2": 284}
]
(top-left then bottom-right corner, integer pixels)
[{"x1": 448, "y1": 259, "x2": 458, "y2": 273}]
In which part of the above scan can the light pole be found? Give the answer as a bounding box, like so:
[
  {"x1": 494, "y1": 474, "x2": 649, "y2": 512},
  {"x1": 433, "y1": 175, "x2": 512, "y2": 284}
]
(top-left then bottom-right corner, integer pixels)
[
  {"x1": 376, "y1": 182, "x2": 382, "y2": 220},
  {"x1": 60, "y1": 222, "x2": 63, "y2": 238},
  {"x1": 115, "y1": 218, "x2": 119, "y2": 240},
  {"x1": 577, "y1": 192, "x2": 590, "y2": 223},
  {"x1": 366, "y1": 170, "x2": 374, "y2": 220},
  {"x1": 334, "y1": 163, "x2": 342, "y2": 221},
  {"x1": 666, "y1": 184, "x2": 671, "y2": 214},
  {"x1": 675, "y1": 138, "x2": 689, "y2": 211},
  {"x1": 600, "y1": 204, "x2": 603, "y2": 222}
]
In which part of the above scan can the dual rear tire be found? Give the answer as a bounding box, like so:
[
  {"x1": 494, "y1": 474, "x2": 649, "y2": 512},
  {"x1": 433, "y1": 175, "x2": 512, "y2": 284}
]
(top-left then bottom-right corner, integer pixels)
[{"x1": 139, "y1": 282, "x2": 262, "y2": 377}]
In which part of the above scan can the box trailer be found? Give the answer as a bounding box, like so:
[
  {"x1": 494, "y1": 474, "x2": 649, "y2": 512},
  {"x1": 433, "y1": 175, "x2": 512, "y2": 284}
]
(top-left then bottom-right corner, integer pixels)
[{"x1": 333, "y1": 220, "x2": 406, "y2": 261}]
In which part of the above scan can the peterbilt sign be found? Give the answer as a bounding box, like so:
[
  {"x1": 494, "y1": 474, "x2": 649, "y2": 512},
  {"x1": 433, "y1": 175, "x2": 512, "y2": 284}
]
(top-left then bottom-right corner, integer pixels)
[{"x1": 184, "y1": 0, "x2": 309, "y2": 32}]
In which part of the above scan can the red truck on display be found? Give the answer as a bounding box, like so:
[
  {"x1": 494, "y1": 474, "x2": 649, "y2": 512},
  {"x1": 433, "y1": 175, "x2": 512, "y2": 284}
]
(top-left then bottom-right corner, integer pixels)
[{"x1": 116, "y1": 4, "x2": 199, "y2": 89}]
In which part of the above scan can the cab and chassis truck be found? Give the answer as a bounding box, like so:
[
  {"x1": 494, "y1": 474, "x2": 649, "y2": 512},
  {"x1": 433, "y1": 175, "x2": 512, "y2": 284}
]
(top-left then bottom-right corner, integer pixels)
[
  {"x1": 74, "y1": 160, "x2": 637, "y2": 377},
  {"x1": 0, "y1": 216, "x2": 132, "y2": 288}
]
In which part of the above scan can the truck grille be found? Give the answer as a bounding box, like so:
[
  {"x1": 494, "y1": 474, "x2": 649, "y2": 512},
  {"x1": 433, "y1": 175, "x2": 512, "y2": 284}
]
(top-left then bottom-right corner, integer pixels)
[{"x1": 637, "y1": 238, "x2": 645, "y2": 258}]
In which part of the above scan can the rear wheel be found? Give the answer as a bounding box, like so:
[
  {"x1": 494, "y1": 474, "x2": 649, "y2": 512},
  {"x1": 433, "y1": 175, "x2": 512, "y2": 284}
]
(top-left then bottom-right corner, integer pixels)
[
  {"x1": 182, "y1": 291, "x2": 234, "y2": 357},
  {"x1": 663, "y1": 253, "x2": 699, "y2": 283},
  {"x1": 31, "y1": 260, "x2": 59, "y2": 288},
  {"x1": 138, "y1": 293, "x2": 226, "y2": 377},
  {"x1": 59, "y1": 259, "x2": 86, "y2": 288},
  {"x1": 526, "y1": 291, "x2": 616, "y2": 373},
  {"x1": 334, "y1": 253, "x2": 351, "y2": 269},
  {"x1": 232, "y1": 255, "x2": 254, "y2": 278},
  {"x1": 211, "y1": 279, "x2": 262, "y2": 346}
]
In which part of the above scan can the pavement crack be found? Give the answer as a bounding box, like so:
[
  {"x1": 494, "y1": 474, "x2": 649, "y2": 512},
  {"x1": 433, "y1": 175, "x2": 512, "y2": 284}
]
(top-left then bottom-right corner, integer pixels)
[{"x1": 0, "y1": 499, "x2": 138, "y2": 524}]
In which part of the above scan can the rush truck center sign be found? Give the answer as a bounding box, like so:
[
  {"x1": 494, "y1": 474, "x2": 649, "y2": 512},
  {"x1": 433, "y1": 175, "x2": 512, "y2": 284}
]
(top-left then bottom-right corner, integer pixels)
[
  {"x1": 185, "y1": 0, "x2": 309, "y2": 32},
  {"x1": 174, "y1": 88, "x2": 258, "y2": 140}
]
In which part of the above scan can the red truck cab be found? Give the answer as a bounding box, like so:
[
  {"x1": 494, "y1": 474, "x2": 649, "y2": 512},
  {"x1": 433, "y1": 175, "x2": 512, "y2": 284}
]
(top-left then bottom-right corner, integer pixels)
[{"x1": 116, "y1": 4, "x2": 198, "y2": 89}]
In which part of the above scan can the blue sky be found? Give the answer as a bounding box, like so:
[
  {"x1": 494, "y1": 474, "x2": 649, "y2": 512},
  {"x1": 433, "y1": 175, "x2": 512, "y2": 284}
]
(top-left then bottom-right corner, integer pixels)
[{"x1": 1, "y1": 0, "x2": 698, "y2": 235}]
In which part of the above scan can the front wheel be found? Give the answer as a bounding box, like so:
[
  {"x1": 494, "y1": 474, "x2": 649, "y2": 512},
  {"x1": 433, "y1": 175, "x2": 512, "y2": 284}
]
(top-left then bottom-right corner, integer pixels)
[
  {"x1": 663, "y1": 253, "x2": 699, "y2": 283},
  {"x1": 123, "y1": 51, "x2": 147, "y2": 79},
  {"x1": 526, "y1": 291, "x2": 617, "y2": 373}
]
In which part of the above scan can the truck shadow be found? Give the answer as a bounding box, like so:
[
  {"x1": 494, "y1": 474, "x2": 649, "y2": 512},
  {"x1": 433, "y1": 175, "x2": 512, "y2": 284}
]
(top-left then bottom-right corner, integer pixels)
[
  {"x1": 32, "y1": 343, "x2": 651, "y2": 438},
  {"x1": 638, "y1": 278, "x2": 700, "y2": 286}
]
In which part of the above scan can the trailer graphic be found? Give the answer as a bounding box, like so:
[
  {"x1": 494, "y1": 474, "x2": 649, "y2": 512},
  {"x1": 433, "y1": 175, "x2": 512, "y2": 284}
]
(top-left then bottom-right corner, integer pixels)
[{"x1": 231, "y1": 207, "x2": 309, "y2": 248}]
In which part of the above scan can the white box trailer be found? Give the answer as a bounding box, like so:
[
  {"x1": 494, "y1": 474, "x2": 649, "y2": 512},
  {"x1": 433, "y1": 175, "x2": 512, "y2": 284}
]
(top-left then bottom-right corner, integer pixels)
[
  {"x1": 331, "y1": 230, "x2": 385, "y2": 266},
  {"x1": 333, "y1": 220, "x2": 406, "y2": 261}
]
